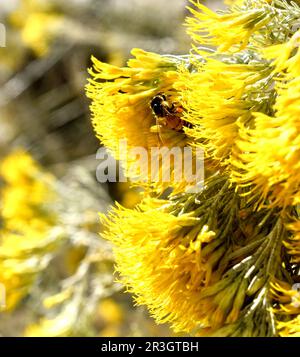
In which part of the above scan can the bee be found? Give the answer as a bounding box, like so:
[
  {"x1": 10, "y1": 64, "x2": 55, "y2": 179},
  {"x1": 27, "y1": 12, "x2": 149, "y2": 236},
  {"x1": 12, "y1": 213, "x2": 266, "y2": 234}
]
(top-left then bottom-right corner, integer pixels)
[
  {"x1": 150, "y1": 93, "x2": 184, "y2": 134},
  {"x1": 150, "y1": 93, "x2": 193, "y2": 144}
]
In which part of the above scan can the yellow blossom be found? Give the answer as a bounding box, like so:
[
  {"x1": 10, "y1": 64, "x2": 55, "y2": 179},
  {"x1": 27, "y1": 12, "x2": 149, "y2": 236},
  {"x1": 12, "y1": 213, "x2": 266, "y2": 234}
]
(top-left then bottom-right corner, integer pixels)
[
  {"x1": 86, "y1": 0, "x2": 300, "y2": 338},
  {"x1": 230, "y1": 76, "x2": 300, "y2": 209},
  {"x1": 0, "y1": 150, "x2": 56, "y2": 231},
  {"x1": 21, "y1": 13, "x2": 62, "y2": 56},
  {"x1": 186, "y1": 1, "x2": 273, "y2": 52},
  {"x1": 0, "y1": 150, "x2": 62, "y2": 311},
  {"x1": 101, "y1": 198, "x2": 217, "y2": 333},
  {"x1": 9, "y1": 0, "x2": 62, "y2": 56},
  {"x1": 229, "y1": 33, "x2": 300, "y2": 209},
  {"x1": 86, "y1": 48, "x2": 194, "y2": 194},
  {"x1": 176, "y1": 58, "x2": 269, "y2": 163}
]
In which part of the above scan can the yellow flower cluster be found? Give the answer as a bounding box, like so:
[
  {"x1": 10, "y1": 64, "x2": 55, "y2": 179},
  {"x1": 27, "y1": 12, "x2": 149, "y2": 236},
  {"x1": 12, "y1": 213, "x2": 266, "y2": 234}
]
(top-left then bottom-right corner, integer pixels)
[
  {"x1": 9, "y1": 0, "x2": 63, "y2": 56},
  {"x1": 186, "y1": 0, "x2": 275, "y2": 52},
  {"x1": 87, "y1": 0, "x2": 300, "y2": 336},
  {"x1": 176, "y1": 59, "x2": 270, "y2": 164},
  {"x1": 87, "y1": 48, "x2": 193, "y2": 194},
  {"x1": 0, "y1": 150, "x2": 62, "y2": 310},
  {"x1": 101, "y1": 199, "x2": 217, "y2": 333},
  {"x1": 231, "y1": 31, "x2": 300, "y2": 209},
  {"x1": 87, "y1": 48, "x2": 181, "y2": 153}
]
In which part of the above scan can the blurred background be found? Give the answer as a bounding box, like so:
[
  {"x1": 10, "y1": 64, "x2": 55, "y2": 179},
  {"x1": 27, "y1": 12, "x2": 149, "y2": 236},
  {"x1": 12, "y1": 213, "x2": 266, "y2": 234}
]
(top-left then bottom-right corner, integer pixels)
[{"x1": 0, "y1": 0, "x2": 223, "y2": 337}]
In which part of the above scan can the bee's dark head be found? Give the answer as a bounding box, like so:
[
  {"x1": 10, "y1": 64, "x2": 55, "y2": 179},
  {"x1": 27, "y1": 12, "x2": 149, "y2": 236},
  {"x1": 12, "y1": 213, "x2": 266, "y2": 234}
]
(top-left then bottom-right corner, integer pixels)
[{"x1": 150, "y1": 94, "x2": 166, "y2": 116}]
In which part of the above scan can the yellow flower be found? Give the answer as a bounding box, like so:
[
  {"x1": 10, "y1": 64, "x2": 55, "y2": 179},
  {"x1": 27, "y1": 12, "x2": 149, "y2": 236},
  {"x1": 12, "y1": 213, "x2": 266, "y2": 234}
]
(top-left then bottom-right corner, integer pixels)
[
  {"x1": 0, "y1": 224, "x2": 64, "y2": 311},
  {"x1": 230, "y1": 76, "x2": 300, "y2": 209},
  {"x1": 101, "y1": 197, "x2": 217, "y2": 333},
  {"x1": 0, "y1": 150, "x2": 62, "y2": 311},
  {"x1": 176, "y1": 58, "x2": 269, "y2": 163},
  {"x1": 1, "y1": 149, "x2": 42, "y2": 184},
  {"x1": 9, "y1": 0, "x2": 62, "y2": 56},
  {"x1": 186, "y1": 1, "x2": 273, "y2": 52},
  {"x1": 0, "y1": 150, "x2": 56, "y2": 231},
  {"x1": 21, "y1": 13, "x2": 62, "y2": 56},
  {"x1": 87, "y1": 48, "x2": 193, "y2": 194},
  {"x1": 85, "y1": 0, "x2": 300, "y2": 338},
  {"x1": 230, "y1": 40, "x2": 300, "y2": 209}
]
